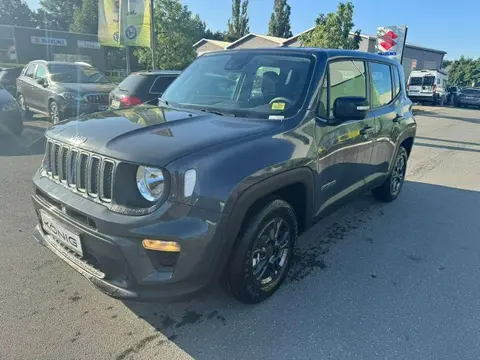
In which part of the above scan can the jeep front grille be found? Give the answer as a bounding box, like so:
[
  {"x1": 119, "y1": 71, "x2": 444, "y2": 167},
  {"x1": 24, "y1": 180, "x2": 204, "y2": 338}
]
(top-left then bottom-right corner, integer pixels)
[{"x1": 44, "y1": 140, "x2": 115, "y2": 202}]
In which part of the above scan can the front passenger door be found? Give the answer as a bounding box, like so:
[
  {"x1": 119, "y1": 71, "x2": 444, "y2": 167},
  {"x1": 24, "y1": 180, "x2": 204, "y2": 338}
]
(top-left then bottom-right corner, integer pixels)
[
  {"x1": 314, "y1": 60, "x2": 376, "y2": 216},
  {"x1": 32, "y1": 64, "x2": 50, "y2": 112}
]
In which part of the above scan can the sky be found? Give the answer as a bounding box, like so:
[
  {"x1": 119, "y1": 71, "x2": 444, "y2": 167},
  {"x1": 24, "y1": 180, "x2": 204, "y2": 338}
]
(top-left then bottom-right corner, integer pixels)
[{"x1": 25, "y1": 0, "x2": 479, "y2": 60}]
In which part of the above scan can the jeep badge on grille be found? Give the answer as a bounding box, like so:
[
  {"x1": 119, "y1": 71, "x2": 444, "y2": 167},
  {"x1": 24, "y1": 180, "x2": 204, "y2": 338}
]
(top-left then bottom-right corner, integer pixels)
[{"x1": 70, "y1": 135, "x2": 87, "y2": 146}]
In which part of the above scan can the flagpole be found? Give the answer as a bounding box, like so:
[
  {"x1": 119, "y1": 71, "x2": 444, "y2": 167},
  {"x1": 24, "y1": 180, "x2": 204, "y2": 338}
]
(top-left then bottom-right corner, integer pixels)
[{"x1": 150, "y1": 0, "x2": 156, "y2": 70}]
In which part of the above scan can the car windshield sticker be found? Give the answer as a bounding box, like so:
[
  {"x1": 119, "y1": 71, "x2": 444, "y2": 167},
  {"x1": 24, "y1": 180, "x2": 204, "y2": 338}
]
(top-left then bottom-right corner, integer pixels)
[{"x1": 271, "y1": 102, "x2": 286, "y2": 111}]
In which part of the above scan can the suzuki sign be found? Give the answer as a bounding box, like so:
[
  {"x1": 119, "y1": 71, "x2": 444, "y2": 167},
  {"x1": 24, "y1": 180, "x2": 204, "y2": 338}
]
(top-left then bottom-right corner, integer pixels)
[
  {"x1": 31, "y1": 36, "x2": 67, "y2": 47},
  {"x1": 376, "y1": 25, "x2": 407, "y2": 63}
]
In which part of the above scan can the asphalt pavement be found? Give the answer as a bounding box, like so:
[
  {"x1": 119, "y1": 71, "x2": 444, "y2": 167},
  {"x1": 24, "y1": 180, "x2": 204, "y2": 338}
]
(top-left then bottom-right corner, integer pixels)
[{"x1": 1, "y1": 106, "x2": 479, "y2": 360}]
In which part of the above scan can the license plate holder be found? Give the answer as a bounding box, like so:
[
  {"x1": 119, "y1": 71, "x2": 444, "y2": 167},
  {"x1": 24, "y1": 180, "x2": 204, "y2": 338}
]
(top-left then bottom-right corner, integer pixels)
[
  {"x1": 40, "y1": 211, "x2": 83, "y2": 256},
  {"x1": 110, "y1": 100, "x2": 121, "y2": 109}
]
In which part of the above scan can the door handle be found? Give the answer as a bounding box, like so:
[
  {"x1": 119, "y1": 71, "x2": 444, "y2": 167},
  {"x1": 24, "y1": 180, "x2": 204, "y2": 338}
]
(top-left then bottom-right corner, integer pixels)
[
  {"x1": 392, "y1": 114, "x2": 404, "y2": 123},
  {"x1": 359, "y1": 125, "x2": 374, "y2": 135}
]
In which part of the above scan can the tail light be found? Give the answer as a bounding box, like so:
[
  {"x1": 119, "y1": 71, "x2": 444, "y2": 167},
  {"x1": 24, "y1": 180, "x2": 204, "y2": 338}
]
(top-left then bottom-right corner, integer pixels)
[
  {"x1": 120, "y1": 95, "x2": 143, "y2": 107},
  {"x1": 433, "y1": 84, "x2": 437, "y2": 93}
]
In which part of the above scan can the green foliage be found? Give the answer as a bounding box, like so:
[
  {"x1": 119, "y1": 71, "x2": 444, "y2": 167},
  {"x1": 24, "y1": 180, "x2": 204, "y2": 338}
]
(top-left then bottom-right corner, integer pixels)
[
  {"x1": 134, "y1": 0, "x2": 206, "y2": 70},
  {"x1": 300, "y1": 2, "x2": 361, "y2": 50},
  {"x1": 226, "y1": 0, "x2": 249, "y2": 42},
  {"x1": 38, "y1": 0, "x2": 82, "y2": 31},
  {"x1": 448, "y1": 57, "x2": 480, "y2": 87},
  {"x1": 204, "y1": 29, "x2": 226, "y2": 41},
  {"x1": 70, "y1": 0, "x2": 98, "y2": 34},
  {"x1": 268, "y1": 0, "x2": 292, "y2": 38},
  {"x1": 0, "y1": 0, "x2": 37, "y2": 27}
]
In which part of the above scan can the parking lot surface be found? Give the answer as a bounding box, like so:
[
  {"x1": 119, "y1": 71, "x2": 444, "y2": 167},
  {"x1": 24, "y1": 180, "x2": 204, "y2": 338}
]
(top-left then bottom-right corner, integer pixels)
[{"x1": 1, "y1": 106, "x2": 479, "y2": 360}]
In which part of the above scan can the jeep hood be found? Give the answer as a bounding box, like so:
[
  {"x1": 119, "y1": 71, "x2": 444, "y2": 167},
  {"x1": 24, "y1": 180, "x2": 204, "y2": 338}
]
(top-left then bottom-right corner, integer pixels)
[{"x1": 46, "y1": 105, "x2": 280, "y2": 166}]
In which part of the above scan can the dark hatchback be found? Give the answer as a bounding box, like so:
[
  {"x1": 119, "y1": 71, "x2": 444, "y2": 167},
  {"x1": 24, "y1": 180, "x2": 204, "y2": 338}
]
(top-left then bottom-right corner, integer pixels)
[
  {"x1": 455, "y1": 88, "x2": 480, "y2": 108},
  {"x1": 0, "y1": 84, "x2": 23, "y2": 135},
  {"x1": 109, "y1": 70, "x2": 181, "y2": 109},
  {"x1": 17, "y1": 61, "x2": 115, "y2": 123}
]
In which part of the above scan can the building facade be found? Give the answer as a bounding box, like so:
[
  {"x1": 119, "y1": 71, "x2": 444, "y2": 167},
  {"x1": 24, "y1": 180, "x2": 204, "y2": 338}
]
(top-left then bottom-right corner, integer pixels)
[{"x1": 0, "y1": 25, "x2": 106, "y2": 71}]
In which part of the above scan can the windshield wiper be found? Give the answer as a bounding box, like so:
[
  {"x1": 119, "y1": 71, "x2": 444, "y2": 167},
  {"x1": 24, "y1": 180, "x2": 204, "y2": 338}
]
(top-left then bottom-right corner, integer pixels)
[{"x1": 199, "y1": 109, "x2": 236, "y2": 117}]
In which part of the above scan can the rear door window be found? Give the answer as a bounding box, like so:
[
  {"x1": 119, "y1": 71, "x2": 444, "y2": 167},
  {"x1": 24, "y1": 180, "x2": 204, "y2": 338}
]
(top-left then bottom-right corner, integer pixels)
[
  {"x1": 25, "y1": 64, "x2": 37, "y2": 78},
  {"x1": 409, "y1": 77, "x2": 423, "y2": 86},
  {"x1": 370, "y1": 62, "x2": 393, "y2": 108},
  {"x1": 423, "y1": 76, "x2": 435, "y2": 86},
  {"x1": 150, "y1": 76, "x2": 177, "y2": 94},
  {"x1": 117, "y1": 74, "x2": 152, "y2": 92}
]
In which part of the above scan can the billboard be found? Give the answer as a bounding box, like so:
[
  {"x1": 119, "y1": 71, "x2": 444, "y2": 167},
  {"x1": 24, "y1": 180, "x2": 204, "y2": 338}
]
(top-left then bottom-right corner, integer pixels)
[
  {"x1": 98, "y1": 0, "x2": 121, "y2": 47},
  {"x1": 119, "y1": 0, "x2": 152, "y2": 47},
  {"x1": 375, "y1": 25, "x2": 407, "y2": 63}
]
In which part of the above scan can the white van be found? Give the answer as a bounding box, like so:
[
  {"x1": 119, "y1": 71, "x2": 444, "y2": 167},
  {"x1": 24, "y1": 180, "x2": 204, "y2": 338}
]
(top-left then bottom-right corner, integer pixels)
[{"x1": 407, "y1": 70, "x2": 448, "y2": 105}]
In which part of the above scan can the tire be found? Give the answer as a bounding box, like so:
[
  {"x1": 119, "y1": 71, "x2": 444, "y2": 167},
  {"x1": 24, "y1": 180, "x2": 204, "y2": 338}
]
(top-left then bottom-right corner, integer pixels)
[
  {"x1": 224, "y1": 199, "x2": 298, "y2": 304},
  {"x1": 372, "y1": 146, "x2": 408, "y2": 202},
  {"x1": 17, "y1": 94, "x2": 31, "y2": 119},
  {"x1": 49, "y1": 100, "x2": 61, "y2": 124}
]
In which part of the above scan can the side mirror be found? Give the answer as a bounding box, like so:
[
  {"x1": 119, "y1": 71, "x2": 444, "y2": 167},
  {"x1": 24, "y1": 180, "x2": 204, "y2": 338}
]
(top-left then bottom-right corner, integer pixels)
[
  {"x1": 37, "y1": 78, "x2": 47, "y2": 87},
  {"x1": 333, "y1": 96, "x2": 369, "y2": 122}
]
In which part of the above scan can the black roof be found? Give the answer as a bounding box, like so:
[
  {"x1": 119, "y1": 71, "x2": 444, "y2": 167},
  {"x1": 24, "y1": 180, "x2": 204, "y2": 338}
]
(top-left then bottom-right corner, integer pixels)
[{"x1": 205, "y1": 46, "x2": 401, "y2": 66}]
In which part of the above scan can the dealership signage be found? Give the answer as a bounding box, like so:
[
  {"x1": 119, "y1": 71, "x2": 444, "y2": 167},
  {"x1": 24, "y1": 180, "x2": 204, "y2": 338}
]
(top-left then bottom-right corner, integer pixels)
[
  {"x1": 31, "y1": 36, "x2": 67, "y2": 46},
  {"x1": 375, "y1": 25, "x2": 407, "y2": 63},
  {"x1": 77, "y1": 40, "x2": 101, "y2": 49}
]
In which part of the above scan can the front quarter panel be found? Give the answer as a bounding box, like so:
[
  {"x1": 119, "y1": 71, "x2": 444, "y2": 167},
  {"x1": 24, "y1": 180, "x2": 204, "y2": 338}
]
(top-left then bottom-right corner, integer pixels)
[{"x1": 166, "y1": 118, "x2": 317, "y2": 215}]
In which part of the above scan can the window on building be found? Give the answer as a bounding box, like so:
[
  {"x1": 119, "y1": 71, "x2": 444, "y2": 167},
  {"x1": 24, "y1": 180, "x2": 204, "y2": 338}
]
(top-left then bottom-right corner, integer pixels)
[
  {"x1": 317, "y1": 60, "x2": 367, "y2": 119},
  {"x1": 370, "y1": 62, "x2": 393, "y2": 108},
  {"x1": 35, "y1": 65, "x2": 48, "y2": 80}
]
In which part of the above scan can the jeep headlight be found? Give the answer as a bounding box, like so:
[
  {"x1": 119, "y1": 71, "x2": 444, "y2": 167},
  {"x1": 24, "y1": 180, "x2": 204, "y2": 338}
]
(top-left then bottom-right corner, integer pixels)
[{"x1": 136, "y1": 166, "x2": 165, "y2": 202}]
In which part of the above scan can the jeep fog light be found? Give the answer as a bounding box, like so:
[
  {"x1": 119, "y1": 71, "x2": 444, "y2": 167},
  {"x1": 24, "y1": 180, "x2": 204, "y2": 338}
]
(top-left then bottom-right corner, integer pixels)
[{"x1": 142, "y1": 239, "x2": 181, "y2": 252}]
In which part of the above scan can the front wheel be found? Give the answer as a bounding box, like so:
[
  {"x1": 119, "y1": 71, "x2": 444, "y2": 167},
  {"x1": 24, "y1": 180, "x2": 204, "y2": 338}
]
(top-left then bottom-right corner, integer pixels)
[
  {"x1": 372, "y1": 146, "x2": 408, "y2": 202},
  {"x1": 49, "y1": 100, "x2": 61, "y2": 124},
  {"x1": 224, "y1": 199, "x2": 298, "y2": 304},
  {"x1": 17, "y1": 94, "x2": 30, "y2": 118}
]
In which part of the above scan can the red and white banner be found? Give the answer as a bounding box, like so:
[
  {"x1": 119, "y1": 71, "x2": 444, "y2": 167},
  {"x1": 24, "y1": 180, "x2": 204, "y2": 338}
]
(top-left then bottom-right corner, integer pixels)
[{"x1": 376, "y1": 25, "x2": 407, "y2": 63}]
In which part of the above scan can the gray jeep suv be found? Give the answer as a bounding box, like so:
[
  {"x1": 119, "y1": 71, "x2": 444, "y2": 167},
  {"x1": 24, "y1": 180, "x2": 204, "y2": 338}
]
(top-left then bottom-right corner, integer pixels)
[{"x1": 31, "y1": 48, "x2": 416, "y2": 304}]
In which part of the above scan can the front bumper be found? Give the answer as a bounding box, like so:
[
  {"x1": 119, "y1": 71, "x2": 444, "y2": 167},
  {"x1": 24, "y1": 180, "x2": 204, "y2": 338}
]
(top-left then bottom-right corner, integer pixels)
[
  {"x1": 58, "y1": 99, "x2": 109, "y2": 118},
  {"x1": 31, "y1": 171, "x2": 227, "y2": 301}
]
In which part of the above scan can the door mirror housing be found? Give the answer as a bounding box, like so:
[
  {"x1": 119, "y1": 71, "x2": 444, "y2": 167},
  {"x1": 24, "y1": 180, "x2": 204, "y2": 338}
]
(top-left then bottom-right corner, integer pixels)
[
  {"x1": 333, "y1": 96, "x2": 369, "y2": 122},
  {"x1": 36, "y1": 78, "x2": 47, "y2": 87}
]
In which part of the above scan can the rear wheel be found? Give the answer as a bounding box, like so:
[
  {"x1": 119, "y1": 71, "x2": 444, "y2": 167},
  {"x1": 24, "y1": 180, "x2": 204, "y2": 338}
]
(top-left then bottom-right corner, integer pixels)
[
  {"x1": 372, "y1": 146, "x2": 408, "y2": 202},
  {"x1": 224, "y1": 199, "x2": 298, "y2": 304}
]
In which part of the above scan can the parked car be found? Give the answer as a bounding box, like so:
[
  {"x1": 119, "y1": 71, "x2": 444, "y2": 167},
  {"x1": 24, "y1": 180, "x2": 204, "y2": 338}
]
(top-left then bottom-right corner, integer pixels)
[
  {"x1": 454, "y1": 87, "x2": 480, "y2": 108},
  {"x1": 0, "y1": 84, "x2": 23, "y2": 135},
  {"x1": 17, "y1": 61, "x2": 115, "y2": 123},
  {"x1": 446, "y1": 85, "x2": 461, "y2": 105},
  {"x1": 0, "y1": 67, "x2": 23, "y2": 96},
  {"x1": 109, "y1": 70, "x2": 181, "y2": 109},
  {"x1": 31, "y1": 48, "x2": 416, "y2": 304},
  {"x1": 407, "y1": 69, "x2": 447, "y2": 105}
]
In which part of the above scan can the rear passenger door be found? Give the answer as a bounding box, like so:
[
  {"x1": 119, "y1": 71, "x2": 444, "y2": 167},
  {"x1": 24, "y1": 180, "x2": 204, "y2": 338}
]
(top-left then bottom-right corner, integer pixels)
[
  {"x1": 314, "y1": 59, "x2": 376, "y2": 215},
  {"x1": 367, "y1": 61, "x2": 401, "y2": 187},
  {"x1": 18, "y1": 63, "x2": 37, "y2": 107}
]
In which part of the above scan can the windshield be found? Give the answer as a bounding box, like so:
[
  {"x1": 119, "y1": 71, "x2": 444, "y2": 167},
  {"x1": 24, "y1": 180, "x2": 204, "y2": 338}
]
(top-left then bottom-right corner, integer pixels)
[
  {"x1": 48, "y1": 65, "x2": 111, "y2": 84},
  {"x1": 161, "y1": 52, "x2": 314, "y2": 119}
]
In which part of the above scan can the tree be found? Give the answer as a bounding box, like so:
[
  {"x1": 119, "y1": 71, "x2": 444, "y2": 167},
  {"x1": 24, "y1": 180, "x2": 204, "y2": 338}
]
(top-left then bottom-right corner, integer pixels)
[
  {"x1": 38, "y1": 0, "x2": 82, "y2": 31},
  {"x1": 70, "y1": 0, "x2": 98, "y2": 34},
  {"x1": 448, "y1": 57, "x2": 480, "y2": 87},
  {"x1": 134, "y1": 0, "x2": 206, "y2": 70},
  {"x1": 300, "y1": 2, "x2": 361, "y2": 50},
  {"x1": 204, "y1": 29, "x2": 226, "y2": 41},
  {"x1": 268, "y1": 0, "x2": 292, "y2": 38},
  {"x1": 226, "y1": 0, "x2": 249, "y2": 42},
  {"x1": 0, "y1": 0, "x2": 36, "y2": 27}
]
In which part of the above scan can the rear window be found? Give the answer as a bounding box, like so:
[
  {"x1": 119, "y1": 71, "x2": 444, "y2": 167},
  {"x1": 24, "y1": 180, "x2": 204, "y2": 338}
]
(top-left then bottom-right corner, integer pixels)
[
  {"x1": 0, "y1": 68, "x2": 22, "y2": 81},
  {"x1": 423, "y1": 76, "x2": 435, "y2": 86},
  {"x1": 117, "y1": 74, "x2": 153, "y2": 92},
  {"x1": 409, "y1": 77, "x2": 423, "y2": 86},
  {"x1": 150, "y1": 75, "x2": 177, "y2": 94}
]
